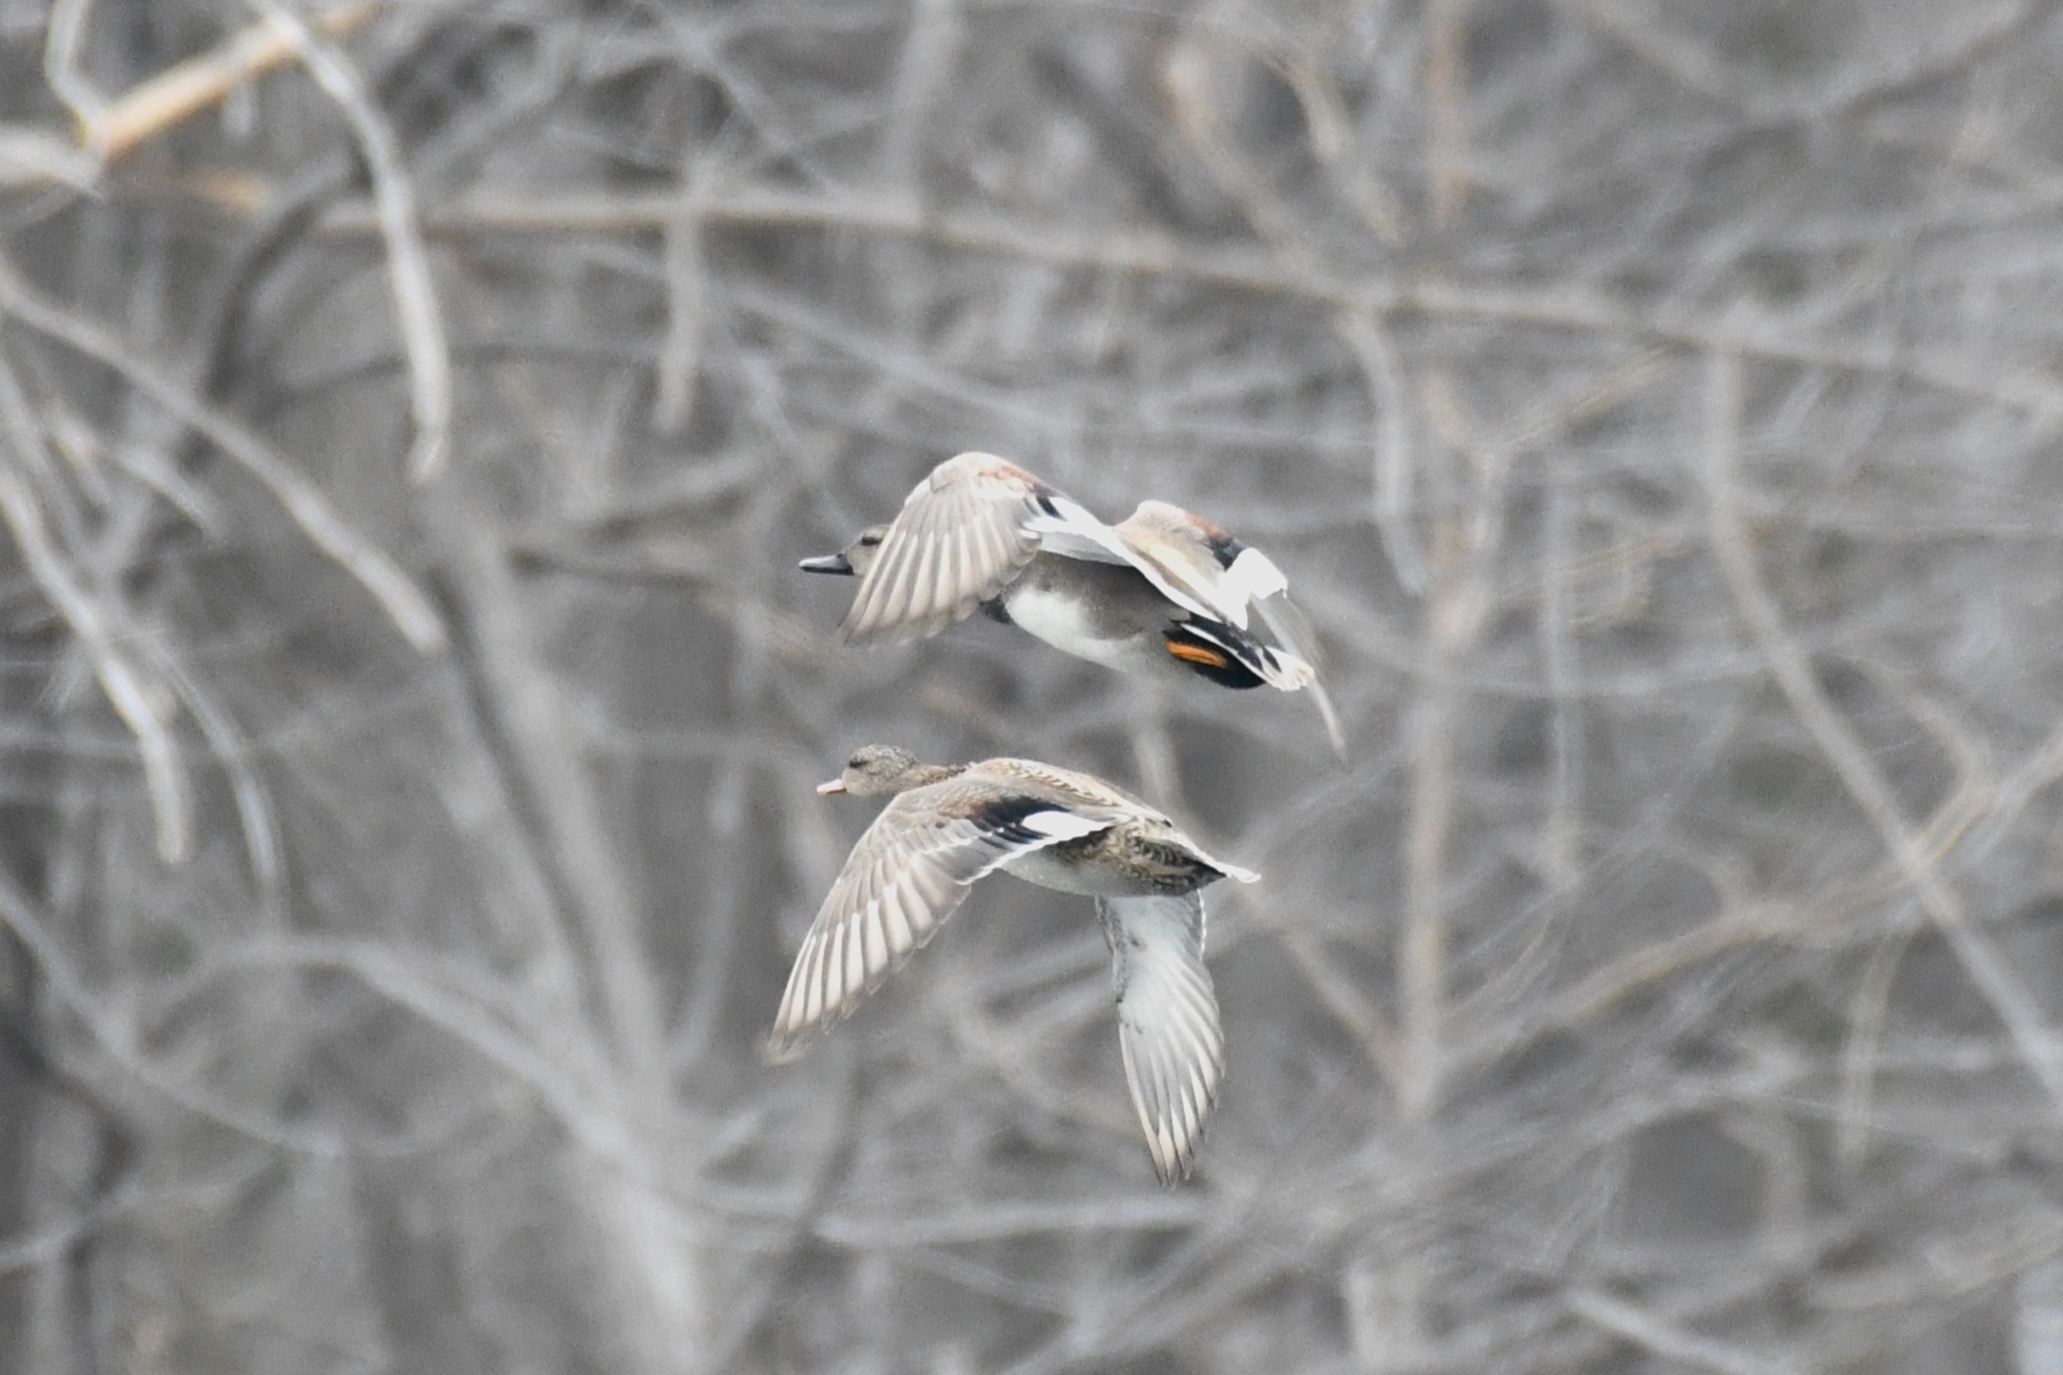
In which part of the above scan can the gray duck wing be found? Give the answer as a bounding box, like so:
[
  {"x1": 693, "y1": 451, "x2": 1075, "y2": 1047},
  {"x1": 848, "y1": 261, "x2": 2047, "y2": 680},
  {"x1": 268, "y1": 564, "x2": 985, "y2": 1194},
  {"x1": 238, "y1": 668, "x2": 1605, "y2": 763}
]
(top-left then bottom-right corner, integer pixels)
[
  {"x1": 840, "y1": 453, "x2": 1066, "y2": 645},
  {"x1": 1110, "y1": 500, "x2": 1292, "y2": 629},
  {"x1": 768, "y1": 781, "x2": 1113, "y2": 1059},
  {"x1": 1098, "y1": 891, "x2": 1226, "y2": 1184}
]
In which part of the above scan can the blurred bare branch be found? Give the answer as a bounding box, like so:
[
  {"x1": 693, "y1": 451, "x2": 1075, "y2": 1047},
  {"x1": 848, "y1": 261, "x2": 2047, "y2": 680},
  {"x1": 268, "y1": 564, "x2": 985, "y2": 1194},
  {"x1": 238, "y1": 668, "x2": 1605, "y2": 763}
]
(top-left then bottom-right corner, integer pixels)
[
  {"x1": 0, "y1": 2, "x2": 2058, "y2": 1372},
  {"x1": 248, "y1": 0, "x2": 450, "y2": 484},
  {"x1": 0, "y1": 354, "x2": 190, "y2": 861},
  {"x1": 0, "y1": 253, "x2": 446, "y2": 653},
  {"x1": 79, "y1": 0, "x2": 387, "y2": 161},
  {"x1": 1700, "y1": 343, "x2": 2063, "y2": 1108}
]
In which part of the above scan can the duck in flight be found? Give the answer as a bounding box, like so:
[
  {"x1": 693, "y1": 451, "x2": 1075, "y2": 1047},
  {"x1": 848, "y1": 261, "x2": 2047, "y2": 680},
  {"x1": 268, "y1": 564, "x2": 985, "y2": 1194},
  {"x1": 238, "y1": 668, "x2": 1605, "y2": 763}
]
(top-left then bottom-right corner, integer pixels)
[
  {"x1": 767, "y1": 744, "x2": 1255, "y2": 1184},
  {"x1": 801, "y1": 452, "x2": 1343, "y2": 754}
]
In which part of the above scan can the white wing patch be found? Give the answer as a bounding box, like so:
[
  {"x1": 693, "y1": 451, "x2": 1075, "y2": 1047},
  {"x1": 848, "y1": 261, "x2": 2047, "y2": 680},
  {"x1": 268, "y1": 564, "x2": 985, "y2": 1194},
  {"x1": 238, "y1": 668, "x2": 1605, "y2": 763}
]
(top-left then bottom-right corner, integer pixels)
[
  {"x1": 1021, "y1": 809, "x2": 1110, "y2": 841},
  {"x1": 1025, "y1": 495, "x2": 1134, "y2": 566},
  {"x1": 1225, "y1": 546, "x2": 1288, "y2": 602}
]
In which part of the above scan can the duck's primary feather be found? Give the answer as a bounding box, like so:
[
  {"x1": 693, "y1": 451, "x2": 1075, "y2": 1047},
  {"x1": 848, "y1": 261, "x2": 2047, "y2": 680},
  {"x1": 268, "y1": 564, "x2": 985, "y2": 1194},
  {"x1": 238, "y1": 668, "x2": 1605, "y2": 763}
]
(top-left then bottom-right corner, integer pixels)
[
  {"x1": 838, "y1": 454, "x2": 1055, "y2": 645},
  {"x1": 805, "y1": 453, "x2": 1342, "y2": 754},
  {"x1": 767, "y1": 746, "x2": 1253, "y2": 1183},
  {"x1": 766, "y1": 782, "x2": 1113, "y2": 1060},
  {"x1": 1099, "y1": 892, "x2": 1225, "y2": 1184}
]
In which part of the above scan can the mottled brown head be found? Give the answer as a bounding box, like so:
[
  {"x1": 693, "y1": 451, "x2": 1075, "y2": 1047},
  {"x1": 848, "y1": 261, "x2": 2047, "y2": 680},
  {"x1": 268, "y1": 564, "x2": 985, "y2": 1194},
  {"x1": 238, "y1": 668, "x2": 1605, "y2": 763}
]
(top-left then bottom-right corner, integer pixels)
[{"x1": 817, "y1": 744, "x2": 955, "y2": 797}]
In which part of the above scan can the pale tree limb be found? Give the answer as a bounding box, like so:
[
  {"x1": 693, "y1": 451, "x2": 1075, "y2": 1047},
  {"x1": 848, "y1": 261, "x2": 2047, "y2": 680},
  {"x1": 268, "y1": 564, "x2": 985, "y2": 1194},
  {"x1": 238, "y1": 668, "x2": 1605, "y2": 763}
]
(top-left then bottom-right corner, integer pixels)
[
  {"x1": 0, "y1": 126, "x2": 98, "y2": 190},
  {"x1": 1425, "y1": 0, "x2": 1473, "y2": 224},
  {"x1": 654, "y1": 210, "x2": 706, "y2": 435},
  {"x1": 74, "y1": 0, "x2": 387, "y2": 161},
  {"x1": 1398, "y1": 669, "x2": 1455, "y2": 1125},
  {"x1": 1336, "y1": 307, "x2": 1428, "y2": 594},
  {"x1": 248, "y1": 0, "x2": 451, "y2": 485},
  {"x1": 1699, "y1": 342, "x2": 2063, "y2": 1107},
  {"x1": 878, "y1": 0, "x2": 962, "y2": 197},
  {"x1": 310, "y1": 188, "x2": 2063, "y2": 421},
  {"x1": 1398, "y1": 401, "x2": 1509, "y2": 1123},
  {"x1": 145, "y1": 648, "x2": 286, "y2": 916},
  {"x1": 40, "y1": 0, "x2": 107, "y2": 147},
  {"x1": 0, "y1": 250, "x2": 447, "y2": 654},
  {"x1": 1837, "y1": 927, "x2": 1911, "y2": 1165},
  {"x1": 1278, "y1": 55, "x2": 1403, "y2": 245},
  {"x1": 1569, "y1": 1287, "x2": 1801, "y2": 1375},
  {"x1": 0, "y1": 348, "x2": 189, "y2": 863},
  {"x1": 1538, "y1": 477, "x2": 1582, "y2": 892}
]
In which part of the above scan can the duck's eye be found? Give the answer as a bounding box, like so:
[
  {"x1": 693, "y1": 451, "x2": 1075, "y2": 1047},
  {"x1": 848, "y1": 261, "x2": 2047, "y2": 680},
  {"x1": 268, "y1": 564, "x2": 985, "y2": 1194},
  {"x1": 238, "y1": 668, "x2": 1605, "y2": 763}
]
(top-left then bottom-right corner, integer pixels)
[
  {"x1": 847, "y1": 754, "x2": 866, "y2": 769},
  {"x1": 857, "y1": 533, "x2": 882, "y2": 547}
]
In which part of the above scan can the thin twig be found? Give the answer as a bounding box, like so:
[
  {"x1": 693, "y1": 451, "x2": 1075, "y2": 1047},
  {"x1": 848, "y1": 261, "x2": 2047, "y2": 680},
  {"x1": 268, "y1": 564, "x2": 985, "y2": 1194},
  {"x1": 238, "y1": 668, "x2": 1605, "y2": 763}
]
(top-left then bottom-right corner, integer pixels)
[
  {"x1": 1425, "y1": 0, "x2": 1473, "y2": 224},
  {"x1": 1569, "y1": 1287, "x2": 1800, "y2": 1375},
  {"x1": 0, "y1": 350, "x2": 190, "y2": 863},
  {"x1": 304, "y1": 187, "x2": 2063, "y2": 419},
  {"x1": 85, "y1": 0, "x2": 387, "y2": 161},
  {"x1": 147, "y1": 647, "x2": 286, "y2": 917},
  {"x1": 1836, "y1": 929, "x2": 1911, "y2": 1165},
  {"x1": 1699, "y1": 342, "x2": 2063, "y2": 1107},
  {"x1": 1538, "y1": 479, "x2": 1581, "y2": 891},
  {"x1": 249, "y1": 0, "x2": 450, "y2": 484},
  {"x1": 654, "y1": 211, "x2": 706, "y2": 435},
  {"x1": 1336, "y1": 307, "x2": 1428, "y2": 593},
  {"x1": 41, "y1": 0, "x2": 107, "y2": 142},
  {"x1": 1272, "y1": 923, "x2": 1404, "y2": 1088},
  {"x1": 1279, "y1": 56, "x2": 1403, "y2": 244},
  {"x1": 0, "y1": 251, "x2": 446, "y2": 654}
]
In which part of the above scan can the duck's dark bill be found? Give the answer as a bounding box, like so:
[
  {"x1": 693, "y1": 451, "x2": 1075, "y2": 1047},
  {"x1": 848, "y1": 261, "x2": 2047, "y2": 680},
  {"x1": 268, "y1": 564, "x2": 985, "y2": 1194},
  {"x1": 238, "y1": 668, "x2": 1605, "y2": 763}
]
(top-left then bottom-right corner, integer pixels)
[{"x1": 798, "y1": 551, "x2": 854, "y2": 574}]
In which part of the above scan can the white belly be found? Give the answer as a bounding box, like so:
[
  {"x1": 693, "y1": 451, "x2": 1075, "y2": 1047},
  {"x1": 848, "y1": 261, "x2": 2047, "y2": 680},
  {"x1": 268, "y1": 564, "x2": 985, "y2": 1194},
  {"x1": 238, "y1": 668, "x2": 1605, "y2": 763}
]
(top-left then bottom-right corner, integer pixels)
[
  {"x1": 1004, "y1": 585, "x2": 1131, "y2": 668},
  {"x1": 1002, "y1": 846, "x2": 1142, "y2": 897}
]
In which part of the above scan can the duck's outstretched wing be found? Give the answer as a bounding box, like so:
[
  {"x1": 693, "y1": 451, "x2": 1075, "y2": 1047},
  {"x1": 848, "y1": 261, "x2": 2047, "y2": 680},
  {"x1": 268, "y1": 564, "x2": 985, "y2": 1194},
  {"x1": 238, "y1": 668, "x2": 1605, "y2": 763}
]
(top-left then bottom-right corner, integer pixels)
[
  {"x1": 1115, "y1": 501, "x2": 1344, "y2": 753},
  {"x1": 840, "y1": 452, "x2": 1116, "y2": 645},
  {"x1": 1098, "y1": 891, "x2": 1226, "y2": 1185},
  {"x1": 767, "y1": 784, "x2": 1112, "y2": 1060},
  {"x1": 1249, "y1": 591, "x2": 1345, "y2": 756},
  {"x1": 1108, "y1": 500, "x2": 1292, "y2": 630}
]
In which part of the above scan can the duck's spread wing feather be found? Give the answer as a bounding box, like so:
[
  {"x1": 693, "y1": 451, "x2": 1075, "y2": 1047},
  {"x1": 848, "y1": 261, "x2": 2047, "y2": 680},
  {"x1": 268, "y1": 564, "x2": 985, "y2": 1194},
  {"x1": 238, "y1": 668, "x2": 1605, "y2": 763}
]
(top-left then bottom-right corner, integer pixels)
[
  {"x1": 767, "y1": 786, "x2": 1114, "y2": 1060},
  {"x1": 1249, "y1": 592, "x2": 1344, "y2": 755},
  {"x1": 839, "y1": 453, "x2": 1064, "y2": 645},
  {"x1": 1098, "y1": 892, "x2": 1226, "y2": 1185},
  {"x1": 1112, "y1": 501, "x2": 1339, "y2": 735},
  {"x1": 1103, "y1": 500, "x2": 1279, "y2": 629}
]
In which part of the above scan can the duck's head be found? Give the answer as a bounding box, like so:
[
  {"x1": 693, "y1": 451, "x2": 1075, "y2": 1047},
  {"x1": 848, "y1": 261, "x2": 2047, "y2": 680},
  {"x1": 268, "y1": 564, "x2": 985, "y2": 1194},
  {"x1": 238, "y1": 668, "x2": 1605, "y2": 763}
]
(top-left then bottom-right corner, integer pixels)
[
  {"x1": 817, "y1": 744, "x2": 940, "y2": 796},
  {"x1": 798, "y1": 525, "x2": 888, "y2": 578}
]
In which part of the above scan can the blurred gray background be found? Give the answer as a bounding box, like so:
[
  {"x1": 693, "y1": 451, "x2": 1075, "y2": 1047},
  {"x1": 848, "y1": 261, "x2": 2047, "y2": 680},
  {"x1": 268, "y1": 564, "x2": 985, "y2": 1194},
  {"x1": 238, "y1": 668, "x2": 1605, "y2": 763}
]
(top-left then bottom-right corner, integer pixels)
[{"x1": 2, "y1": 0, "x2": 2062, "y2": 1371}]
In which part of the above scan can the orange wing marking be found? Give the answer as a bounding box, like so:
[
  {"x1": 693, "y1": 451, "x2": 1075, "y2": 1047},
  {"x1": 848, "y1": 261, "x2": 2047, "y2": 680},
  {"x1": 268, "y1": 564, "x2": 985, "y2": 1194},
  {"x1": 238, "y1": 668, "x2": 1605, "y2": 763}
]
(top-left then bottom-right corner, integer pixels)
[{"x1": 1163, "y1": 636, "x2": 1230, "y2": 669}]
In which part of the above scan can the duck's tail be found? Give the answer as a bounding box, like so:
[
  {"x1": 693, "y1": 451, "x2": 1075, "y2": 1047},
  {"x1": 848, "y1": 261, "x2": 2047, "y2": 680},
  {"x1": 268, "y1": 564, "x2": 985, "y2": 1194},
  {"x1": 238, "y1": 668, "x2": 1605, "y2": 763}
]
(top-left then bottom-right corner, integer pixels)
[
  {"x1": 1164, "y1": 617, "x2": 1345, "y2": 759},
  {"x1": 1164, "y1": 617, "x2": 1317, "y2": 693}
]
